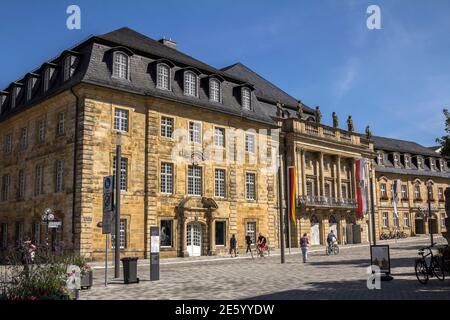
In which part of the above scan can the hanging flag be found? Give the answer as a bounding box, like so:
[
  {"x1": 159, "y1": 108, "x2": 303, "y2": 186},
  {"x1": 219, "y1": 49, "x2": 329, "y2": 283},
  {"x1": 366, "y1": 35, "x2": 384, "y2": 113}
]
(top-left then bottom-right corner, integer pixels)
[
  {"x1": 356, "y1": 158, "x2": 369, "y2": 217},
  {"x1": 288, "y1": 167, "x2": 297, "y2": 225},
  {"x1": 392, "y1": 179, "x2": 400, "y2": 219}
]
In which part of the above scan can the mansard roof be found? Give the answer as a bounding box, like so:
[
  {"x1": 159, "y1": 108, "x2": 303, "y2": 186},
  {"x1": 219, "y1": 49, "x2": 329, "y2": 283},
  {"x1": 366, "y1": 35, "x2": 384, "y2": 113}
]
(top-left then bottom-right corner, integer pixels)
[
  {"x1": 221, "y1": 62, "x2": 315, "y2": 114},
  {"x1": 0, "y1": 27, "x2": 277, "y2": 126},
  {"x1": 372, "y1": 135, "x2": 441, "y2": 158}
]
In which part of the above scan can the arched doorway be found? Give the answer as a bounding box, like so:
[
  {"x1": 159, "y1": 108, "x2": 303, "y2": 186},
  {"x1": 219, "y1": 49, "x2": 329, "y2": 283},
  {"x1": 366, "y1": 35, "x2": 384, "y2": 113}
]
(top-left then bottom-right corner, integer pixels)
[
  {"x1": 415, "y1": 213, "x2": 425, "y2": 234},
  {"x1": 310, "y1": 215, "x2": 320, "y2": 245},
  {"x1": 186, "y1": 222, "x2": 202, "y2": 257},
  {"x1": 429, "y1": 214, "x2": 438, "y2": 234},
  {"x1": 328, "y1": 215, "x2": 338, "y2": 240}
]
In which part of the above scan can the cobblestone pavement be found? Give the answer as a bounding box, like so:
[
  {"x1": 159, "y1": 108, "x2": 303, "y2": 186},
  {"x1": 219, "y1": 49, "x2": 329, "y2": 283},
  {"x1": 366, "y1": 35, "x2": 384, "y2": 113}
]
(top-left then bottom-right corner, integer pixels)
[{"x1": 80, "y1": 237, "x2": 450, "y2": 300}]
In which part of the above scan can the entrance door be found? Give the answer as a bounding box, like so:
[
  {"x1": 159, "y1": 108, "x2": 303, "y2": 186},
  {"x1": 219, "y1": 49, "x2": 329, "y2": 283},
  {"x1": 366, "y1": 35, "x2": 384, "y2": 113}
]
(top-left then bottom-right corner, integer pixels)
[
  {"x1": 310, "y1": 224, "x2": 320, "y2": 245},
  {"x1": 415, "y1": 217, "x2": 425, "y2": 234},
  {"x1": 187, "y1": 223, "x2": 202, "y2": 257}
]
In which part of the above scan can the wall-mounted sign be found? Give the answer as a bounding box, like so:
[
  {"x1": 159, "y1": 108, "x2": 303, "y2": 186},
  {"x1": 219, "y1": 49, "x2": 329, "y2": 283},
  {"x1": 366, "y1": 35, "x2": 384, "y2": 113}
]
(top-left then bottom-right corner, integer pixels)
[{"x1": 48, "y1": 221, "x2": 62, "y2": 229}]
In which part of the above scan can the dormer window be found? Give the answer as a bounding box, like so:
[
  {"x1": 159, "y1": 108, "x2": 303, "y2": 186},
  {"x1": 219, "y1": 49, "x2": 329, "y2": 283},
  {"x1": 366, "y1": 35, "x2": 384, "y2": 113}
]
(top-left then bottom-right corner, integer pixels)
[
  {"x1": 10, "y1": 87, "x2": 17, "y2": 109},
  {"x1": 404, "y1": 155, "x2": 410, "y2": 168},
  {"x1": 393, "y1": 154, "x2": 399, "y2": 167},
  {"x1": 184, "y1": 71, "x2": 198, "y2": 97},
  {"x1": 377, "y1": 152, "x2": 384, "y2": 165},
  {"x1": 63, "y1": 55, "x2": 77, "y2": 82},
  {"x1": 209, "y1": 78, "x2": 221, "y2": 103},
  {"x1": 241, "y1": 87, "x2": 251, "y2": 110},
  {"x1": 26, "y1": 77, "x2": 37, "y2": 101},
  {"x1": 156, "y1": 64, "x2": 170, "y2": 90},
  {"x1": 113, "y1": 52, "x2": 129, "y2": 80},
  {"x1": 43, "y1": 68, "x2": 51, "y2": 92}
]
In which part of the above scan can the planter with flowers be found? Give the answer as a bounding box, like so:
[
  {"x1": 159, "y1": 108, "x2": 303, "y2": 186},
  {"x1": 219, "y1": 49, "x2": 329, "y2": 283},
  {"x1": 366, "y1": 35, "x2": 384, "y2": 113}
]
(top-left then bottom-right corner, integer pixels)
[{"x1": 71, "y1": 255, "x2": 93, "y2": 290}]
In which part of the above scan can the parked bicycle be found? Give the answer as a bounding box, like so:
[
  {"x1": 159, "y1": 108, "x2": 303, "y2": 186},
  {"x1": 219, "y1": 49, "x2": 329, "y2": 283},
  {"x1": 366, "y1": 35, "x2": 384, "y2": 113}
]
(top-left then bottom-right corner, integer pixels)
[
  {"x1": 380, "y1": 230, "x2": 408, "y2": 240},
  {"x1": 414, "y1": 244, "x2": 445, "y2": 284}
]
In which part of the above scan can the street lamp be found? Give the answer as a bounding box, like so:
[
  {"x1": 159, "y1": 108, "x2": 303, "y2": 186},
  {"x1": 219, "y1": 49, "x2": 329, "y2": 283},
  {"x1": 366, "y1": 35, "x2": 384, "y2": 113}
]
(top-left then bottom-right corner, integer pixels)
[{"x1": 41, "y1": 208, "x2": 54, "y2": 256}]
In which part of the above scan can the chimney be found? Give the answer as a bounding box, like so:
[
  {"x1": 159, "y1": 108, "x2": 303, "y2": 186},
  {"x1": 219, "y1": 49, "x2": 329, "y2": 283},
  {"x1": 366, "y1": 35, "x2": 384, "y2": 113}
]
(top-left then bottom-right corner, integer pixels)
[{"x1": 158, "y1": 37, "x2": 177, "y2": 50}]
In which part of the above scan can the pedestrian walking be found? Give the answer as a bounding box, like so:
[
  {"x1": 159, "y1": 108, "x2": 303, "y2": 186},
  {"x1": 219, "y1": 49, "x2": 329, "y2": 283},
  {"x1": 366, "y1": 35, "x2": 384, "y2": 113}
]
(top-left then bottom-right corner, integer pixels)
[
  {"x1": 229, "y1": 234, "x2": 237, "y2": 258},
  {"x1": 245, "y1": 233, "x2": 253, "y2": 258},
  {"x1": 300, "y1": 233, "x2": 310, "y2": 263}
]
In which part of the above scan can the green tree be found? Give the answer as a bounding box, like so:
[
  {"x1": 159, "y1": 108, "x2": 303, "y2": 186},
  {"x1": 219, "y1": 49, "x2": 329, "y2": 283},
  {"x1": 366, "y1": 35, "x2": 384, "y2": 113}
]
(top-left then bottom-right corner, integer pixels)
[{"x1": 436, "y1": 109, "x2": 450, "y2": 157}]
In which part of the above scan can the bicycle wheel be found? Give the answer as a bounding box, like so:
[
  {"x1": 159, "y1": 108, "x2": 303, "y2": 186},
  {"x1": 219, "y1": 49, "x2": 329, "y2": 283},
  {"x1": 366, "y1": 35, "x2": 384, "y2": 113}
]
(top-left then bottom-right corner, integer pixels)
[
  {"x1": 431, "y1": 257, "x2": 445, "y2": 281},
  {"x1": 415, "y1": 259, "x2": 429, "y2": 284},
  {"x1": 333, "y1": 245, "x2": 339, "y2": 255},
  {"x1": 326, "y1": 247, "x2": 331, "y2": 255}
]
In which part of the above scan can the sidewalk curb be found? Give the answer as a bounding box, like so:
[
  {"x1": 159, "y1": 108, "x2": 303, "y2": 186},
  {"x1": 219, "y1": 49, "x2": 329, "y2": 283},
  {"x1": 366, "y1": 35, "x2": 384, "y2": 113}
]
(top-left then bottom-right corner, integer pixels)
[{"x1": 91, "y1": 236, "x2": 441, "y2": 270}]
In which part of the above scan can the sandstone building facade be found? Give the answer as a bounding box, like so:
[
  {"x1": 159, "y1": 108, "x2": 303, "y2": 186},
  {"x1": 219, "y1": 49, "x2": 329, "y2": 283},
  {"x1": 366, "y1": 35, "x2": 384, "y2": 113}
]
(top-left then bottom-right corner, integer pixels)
[{"x1": 0, "y1": 27, "x2": 448, "y2": 260}]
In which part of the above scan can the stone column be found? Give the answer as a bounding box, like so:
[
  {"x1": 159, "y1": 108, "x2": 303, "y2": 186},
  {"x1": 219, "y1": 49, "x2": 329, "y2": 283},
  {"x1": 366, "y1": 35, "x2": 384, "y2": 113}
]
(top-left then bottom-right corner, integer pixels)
[
  {"x1": 337, "y1": 156, "x2": 342, "y2": 199},
  {"x1": 319, "y1": 152, "x2": 325, "y2": 197}
]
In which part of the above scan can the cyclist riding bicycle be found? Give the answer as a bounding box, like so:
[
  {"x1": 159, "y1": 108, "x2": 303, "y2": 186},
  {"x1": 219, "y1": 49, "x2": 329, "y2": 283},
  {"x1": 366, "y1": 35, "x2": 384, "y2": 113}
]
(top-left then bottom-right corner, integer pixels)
[
  {"x1": 257, "y1": 233, "x2": 267, "y2": 257},
  {"x1": 326, "y1": 230, "x2": 337, "y2": 250}
]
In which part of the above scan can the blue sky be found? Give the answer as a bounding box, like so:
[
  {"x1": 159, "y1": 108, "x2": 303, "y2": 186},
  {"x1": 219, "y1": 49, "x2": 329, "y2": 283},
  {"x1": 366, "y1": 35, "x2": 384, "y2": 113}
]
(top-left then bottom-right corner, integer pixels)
[{"x1": 1, "y1": 0, "x2": 449, "y2": 146}]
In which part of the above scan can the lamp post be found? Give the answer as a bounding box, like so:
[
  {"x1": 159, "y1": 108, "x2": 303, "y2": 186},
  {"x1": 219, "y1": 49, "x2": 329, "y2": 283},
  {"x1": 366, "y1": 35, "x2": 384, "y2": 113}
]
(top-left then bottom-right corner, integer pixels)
[
  {"x1": 41, "y1": 208, "x2": 54, "y2": 257},
  {"x1": 426, "y1": 182, "x2": 434, "y2": 247},
  {"x1": 114, "y1": 133, "x2": 122, "y2": 279}
]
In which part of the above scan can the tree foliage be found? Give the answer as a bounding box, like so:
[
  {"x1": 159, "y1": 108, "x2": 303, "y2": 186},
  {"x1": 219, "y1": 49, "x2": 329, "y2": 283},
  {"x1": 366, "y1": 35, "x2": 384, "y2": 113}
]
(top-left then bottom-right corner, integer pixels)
[{"x1": 436, "y1": 108, "x2": 450, "y2": 157}]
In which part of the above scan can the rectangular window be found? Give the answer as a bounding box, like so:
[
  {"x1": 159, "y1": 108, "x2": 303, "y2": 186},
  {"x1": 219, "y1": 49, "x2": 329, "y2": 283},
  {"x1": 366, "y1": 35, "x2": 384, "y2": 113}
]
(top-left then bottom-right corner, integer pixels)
[
  {"x1": 245, "y1": 133, "x2": 255, "y2": 153},
  {"x1": 15, "y1": 222, "x2": 24, "y2": 245},
  {"x1": 160, "y1": 163, "x2": 173, "y2": 194},
  {"x1": 187, "y1": 165, "x2": 202, "y2": 196},
  {"x1": 157, "y1": 64, "x2": 170, "y2": 90},
  {"x1": 20, "y1": 127, "x2": 28, "y2": 149},
  {"x1": 341, "y1": 183, "x2": 348, "y2": 199},
  {"x1": 18, "y1": 170, "x2": 25, "y2": 198},
  {"x1": 189, "y1": 122, "x2": 201, "y2": 144},
  {"x1": 1, "y1": 175, "x2": 10, "y2": 201},
  {"x1": 55, "y1": 160, "x2": 64, "y2": 192},
  {"x1": 113, "y1": 157, "x2": 128, "y2": 191},
  {"x1": 214, "y1": 127, "x2": 225, "y2": 148},
  {"x1": 37, "y1": 119, "x2": 46, "y2": 143},
  {"x1": 57, "y1": 112, "x2": 65, "y2": 135},
  {"x1": 246, "y1": 221, "x2": 256, "y2": 244},
  {"x1": 0, "y1": 223, "x2": 7, "y2": 249},
  {"x1": 43, "y1": 68, "x2": 50, "y2": 92},
  {"x1": 393, "y1": 214, "x2": 399, "y2": 228},
  {"x1": 380, "y1": 183, "x2": 387, "y2": 198},
  {"x1": 403, "y1": 213, "x2": 410, "y2": 228},
  {"x1": 414, "y1": 185, "x2": 421, "y2": 200},
  {"x1": 184, "y1": 72, "x2": 197, "y2": 96},
  {"x1": 35, "y1": 165, "x2": 44, "y2": 195},
  {"x1": 215, "y1": 221, "x2": 226, "y2": 246},
  {"x1": 160, "y1": 220, "x2": 173, "y2": 247},
  {"x1": 382, "y1": 212, "x2": 389, "y2": 228},
  {"x1": 214, "y1": 169, "x2": 226, "y2": 198},
  {"x1": 114, "y1": 108, "x2": 129, "y2": 132},
  {"x1": 401, "y1": 185, "x2": 408, "y2": 200},
  {"x1": 4, "y1": 134, "x2": 12, "y2": 154},
  {"x1": 246, "y1": 173, "x2": 256, "y2": 200},
  {"x1": 438, "y1": 188, "x2": 444, "y2": 201},
  {"x1": 307, "y1": 180, "x2": 314, "y2": 197},
  {"x1": 27, "y1": 79, "x2": 33, "y2": 101},
  {"x1": 324, "y1": 182, "x2": 331, "y2": 197},
  {"x1": 11, "y1": 88, "x2": 16, "y2": 109},
  {"x1": 161, "y1": 116, "x2": 174, "y2": 138},
  {"x1": 113, "y1": 53, "x2": 128, "y2": 80},
  {"x1": 33, "y1": 222, "x2": 41, "y2": 245}
]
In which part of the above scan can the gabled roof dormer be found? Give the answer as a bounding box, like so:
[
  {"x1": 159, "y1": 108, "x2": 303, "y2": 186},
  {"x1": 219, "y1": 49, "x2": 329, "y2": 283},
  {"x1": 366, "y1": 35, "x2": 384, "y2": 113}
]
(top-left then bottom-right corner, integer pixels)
[
  {"x1": 0, "y1": 90, "x2": 9, "y2": 115},
  {"x1": 106, "y1": 47, "x2": 134, "y2": 81},
  {"x1": 234, "y1": 82, "x2": 254, "y2": 111},
  {"x1": 41, "y1": 62, "x2": 58, "y2": 93},
  {"x1": 25, "y1": 73, "x2": 40, "y2": 102},
  {"x1": 60, "y1": 50, "x2": 81, "y2": 82}
]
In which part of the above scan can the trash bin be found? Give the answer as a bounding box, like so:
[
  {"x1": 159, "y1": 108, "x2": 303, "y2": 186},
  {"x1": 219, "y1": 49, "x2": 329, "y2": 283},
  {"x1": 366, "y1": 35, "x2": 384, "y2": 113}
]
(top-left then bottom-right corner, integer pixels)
[{"x1": 121, "y1": 257, "x2": 139, "y2": 284}]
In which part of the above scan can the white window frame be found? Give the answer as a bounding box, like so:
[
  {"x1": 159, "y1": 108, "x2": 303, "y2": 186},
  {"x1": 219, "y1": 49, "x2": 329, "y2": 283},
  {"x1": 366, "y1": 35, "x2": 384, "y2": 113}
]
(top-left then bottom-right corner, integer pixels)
[
  {"x1": 157, "y1": 63, "x2": 171, "y2": 90},
  {"x1": 414, "y1": 184, "x2": 421, "y2": 200},
  {"x1": 245, "y1": 172, "x2": 256, "y2": 200},
  {"x1": 380, "y1": 183, "x2": 387, "y2": 198},
  {"x1": 246, "y1": 221, "x2": 257, "y2": 244},
  {"x1": 18, "y1": 170, "x2": 25, "y2": 199},
  {"x1": 20, "y1": 127, "x2": 28, "y2": 149},
  {"x1": 438, "y1": 188, "x2": 444, "y2": 201},
  {"x1": 187, "y1": 165, "x2": 202, "y2": 196},
  {"x1": 35, "y1": 165, "x2": 44, "y2": 196},
  {"x1": 245, "y1": 133, "x2": 255, "y2": 153},
  {"x1": 161, "y1": 116, "x2": 174, "y2": 138},
  {"x1": 113, "y1": 157, "x2": 128, "y2": 191},
  {"x1": 55, "y1": 160, "x2": 64, "y2": 193},
  {"x1": 241, "y1": 87, "x2": 251, "y2": 110},
  {"x1": 57, "y1": 112, "x2": 65, "y2": 135},
  {"x1": 403, "y1": 213, "x2": 410, "y2": 228},
  {"x1": 184, "y1": 71, "x2": 198, "y2": 97},
  {"x1": 401, "y1": 185, "x2": 408, "y2": 200},
  {"x1": 214, "y1": 168, "x2": 226, "y2": 198},
  {"x1": 214, "y1": 127, "x2": 225, "y2": 148},
  {"x1": 382, "y1": 212, "x2": 389, "y2": 228},
  {"x1": 112, "y1": 52, "x2": 129, "y2": 80},
  {"x1": 63, "y1": 56, "x2": 75, "y2": 82},
  {"x1": 160, "y1": 162, "x2": 174, "y2": 194},
  {"x1": 189, "y1": 121, "x2": 202, "y2": 144},
  {"x1": 209, "y1": 78, "x2": 221, "y2": 103},
  {"x1": 114, "y1": 108, "x2": 129, "y2": 132}
]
